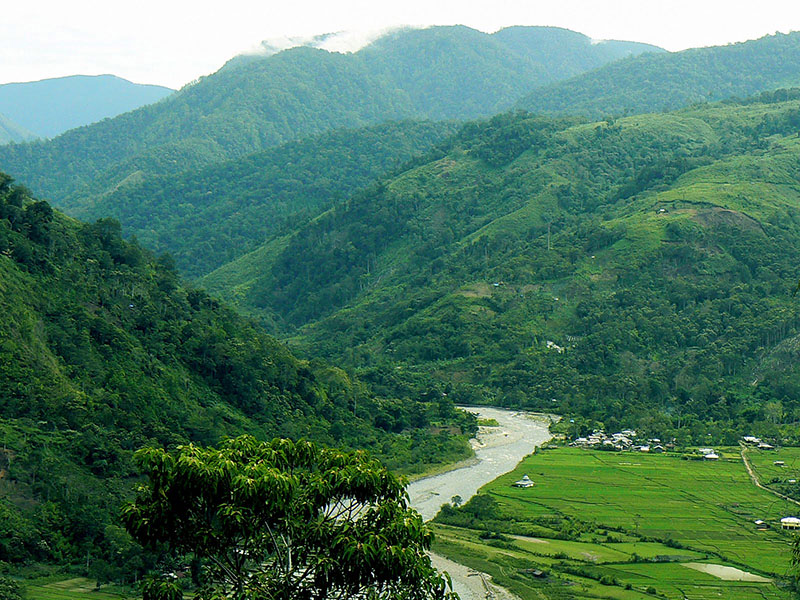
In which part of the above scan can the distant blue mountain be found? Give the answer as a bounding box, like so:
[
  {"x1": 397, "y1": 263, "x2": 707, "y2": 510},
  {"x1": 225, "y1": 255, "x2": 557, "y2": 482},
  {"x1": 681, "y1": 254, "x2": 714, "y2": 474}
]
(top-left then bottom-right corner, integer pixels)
[
  {"x1": 0, "y1": 112, "x2": 37, "y2": 144},
  {"x1": 0, "y1": 74, "x2": 173, "y2": 138}
]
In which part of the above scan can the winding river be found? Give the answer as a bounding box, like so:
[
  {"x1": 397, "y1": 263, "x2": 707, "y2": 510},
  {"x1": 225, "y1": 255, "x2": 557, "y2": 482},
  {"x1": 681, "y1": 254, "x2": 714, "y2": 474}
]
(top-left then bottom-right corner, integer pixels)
[{"x1": 407, "y1": 406, "x2": 554, "y2": 600}]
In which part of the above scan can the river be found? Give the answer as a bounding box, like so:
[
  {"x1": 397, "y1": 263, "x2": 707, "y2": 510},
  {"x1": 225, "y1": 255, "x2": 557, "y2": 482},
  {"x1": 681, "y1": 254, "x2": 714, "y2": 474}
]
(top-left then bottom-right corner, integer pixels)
[{"x1": 407, "y1": 406, "x2": 554, "y2": 600}]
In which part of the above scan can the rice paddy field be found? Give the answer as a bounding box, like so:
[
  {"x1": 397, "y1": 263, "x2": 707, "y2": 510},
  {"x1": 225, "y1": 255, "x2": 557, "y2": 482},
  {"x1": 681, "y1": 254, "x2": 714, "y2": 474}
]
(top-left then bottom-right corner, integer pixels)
[
  {"x1": 746, "y1": 446, "x2": 800, "y2": 499},
  {"x1": 22, "y1": 577, "x2": 135, "y2": 600},
  {"x1": 432, "y1": 447, "x2": 800, "y2": 599}
]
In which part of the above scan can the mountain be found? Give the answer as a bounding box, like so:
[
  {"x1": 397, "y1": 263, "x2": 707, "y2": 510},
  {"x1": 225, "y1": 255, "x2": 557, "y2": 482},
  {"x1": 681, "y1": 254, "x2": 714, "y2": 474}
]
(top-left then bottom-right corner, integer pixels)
[
  {"x1": 0, "y1": 74, "x2": 173, "y2": 139},
  {"x1": 0, "y1": 172, "x2": 475, "y2": 577},
  {"x1": 0, "y1": 26, "x2": 660, "y2": 207},
  {"x1": 0, "y1": 112, "x2": 36, "y2": 145},
  {"x1": 60, "y1": 120, "x2": 459, "y2": 279},
  {"x1": 201, "y1": 92, "x2": 800, "y2": 440},
  {"x1": 518, "y1": 31, "x2": 800, "y2": 117}
]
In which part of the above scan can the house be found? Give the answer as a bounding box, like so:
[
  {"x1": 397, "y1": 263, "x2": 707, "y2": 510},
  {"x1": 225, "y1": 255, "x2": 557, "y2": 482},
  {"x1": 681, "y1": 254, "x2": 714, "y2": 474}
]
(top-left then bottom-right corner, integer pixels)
[
  {"x1": 743, "y1": 436, "x2": 761, "y2": 445},
  {"x1": 755, "y1": 520, "x2": 769, "y2": 530},
  {"x1": 781, "y1": 517, "x2": 800, "y2": 530},
  {"x1": 652, "y1": 445, "x2": 665, "y2": 453},
  {"x1": 512, "y1": 475, "x2": 534, "y2": 488},
  {"x1": 703, "y1": 453, "x2": 720, "y2": 460},
  {"x1": 758, "y1": 443, "x2": 775, "y2": 450},
  {"x1": 774, "y1": 461, "x2": 785, "y2": 467},
  {"x1": 698, "y1": 448, "x2": 714, "y2": 455}
]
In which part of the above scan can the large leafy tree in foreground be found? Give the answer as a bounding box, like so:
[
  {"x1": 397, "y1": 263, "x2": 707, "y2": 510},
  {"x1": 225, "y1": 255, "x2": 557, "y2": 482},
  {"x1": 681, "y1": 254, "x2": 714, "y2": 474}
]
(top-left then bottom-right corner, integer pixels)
[{"x1": 122, "y1": 436, "x2": 455, "y2": 600}]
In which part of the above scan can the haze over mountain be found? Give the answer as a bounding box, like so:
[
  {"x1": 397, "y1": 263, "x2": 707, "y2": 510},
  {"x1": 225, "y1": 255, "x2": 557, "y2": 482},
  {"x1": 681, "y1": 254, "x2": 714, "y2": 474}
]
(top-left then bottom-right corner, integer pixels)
[
  {"x1": 0, "y1": 74, "x2": 173, "y2": 140},
  {"x1": 518, "y1": 31, "x2": 800, "y2": 117},
  {"x1": 0, "y1": 25, "x2": 661, "y2": 207},
  {"x1": 0, "y1": 112, "x2": 36, "y2": 145}
]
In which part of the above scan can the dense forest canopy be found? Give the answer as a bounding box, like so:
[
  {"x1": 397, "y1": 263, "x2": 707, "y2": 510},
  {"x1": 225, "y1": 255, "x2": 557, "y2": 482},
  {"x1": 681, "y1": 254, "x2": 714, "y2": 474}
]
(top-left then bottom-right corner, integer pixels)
[
  {"x1": 517, "y1": 31, "x2": 800, "y2": 118},
  {"x1": 0, "y1": 173, "x2": 475, "y2": 579},
  {"x1": 203, "y1": 93, "x2": 800, "y2": 444},
  {"x1": 61, "y1": 121, "x2": 460, "y2": 279}
]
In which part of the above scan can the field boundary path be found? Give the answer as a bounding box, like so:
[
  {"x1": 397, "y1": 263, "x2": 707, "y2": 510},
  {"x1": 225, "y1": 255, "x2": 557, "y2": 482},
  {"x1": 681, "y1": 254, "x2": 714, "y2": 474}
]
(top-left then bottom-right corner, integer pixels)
[{"x1": 740, "y1": 443, "x2": 800, "y2": 508}]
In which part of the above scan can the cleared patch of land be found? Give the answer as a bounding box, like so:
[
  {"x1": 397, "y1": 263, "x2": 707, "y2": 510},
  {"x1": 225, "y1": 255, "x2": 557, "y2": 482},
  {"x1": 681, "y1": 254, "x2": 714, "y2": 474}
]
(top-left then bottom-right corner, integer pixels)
[{"x1": 683, "y1": 563, "x2": 771, "y2": 582}]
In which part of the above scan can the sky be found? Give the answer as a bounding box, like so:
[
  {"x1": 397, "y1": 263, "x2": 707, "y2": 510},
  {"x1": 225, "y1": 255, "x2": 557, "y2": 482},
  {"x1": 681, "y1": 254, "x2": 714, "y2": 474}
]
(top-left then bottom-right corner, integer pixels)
[{"x1": 2, "y1": 0, "x2": 800, "y2": 89}]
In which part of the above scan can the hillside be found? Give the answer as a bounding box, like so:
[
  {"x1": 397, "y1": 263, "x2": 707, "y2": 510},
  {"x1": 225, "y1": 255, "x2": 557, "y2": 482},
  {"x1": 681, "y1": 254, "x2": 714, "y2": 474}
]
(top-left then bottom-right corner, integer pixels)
[
  {"x1": 202, "y1": 93, "x2": 800, "y2": 442},
  {"x1": 0, "y1": 74, "x2": 173, "y2": 139},
  {"x1": 0, "y1": 113, "x2": 36, "y2": 145},
  {"x1": 0, "y1": 26, "x2": 659, "y2": 207},
  {"x1": 518, "y1": 31, "x2": 800, "y2": 117},
  {"x1": 0, "y1": 173, "x2": 475, "y2": 578},
  {"x1": 61, "y1": 121, "x2": 459, "y2": 279}
]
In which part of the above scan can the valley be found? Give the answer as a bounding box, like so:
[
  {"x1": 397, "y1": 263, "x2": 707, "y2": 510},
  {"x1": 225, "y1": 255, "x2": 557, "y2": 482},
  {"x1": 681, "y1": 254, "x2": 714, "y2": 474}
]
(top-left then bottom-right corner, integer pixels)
[{"x1": 3, "y1": 16, "x2": 800, "y2": 600}]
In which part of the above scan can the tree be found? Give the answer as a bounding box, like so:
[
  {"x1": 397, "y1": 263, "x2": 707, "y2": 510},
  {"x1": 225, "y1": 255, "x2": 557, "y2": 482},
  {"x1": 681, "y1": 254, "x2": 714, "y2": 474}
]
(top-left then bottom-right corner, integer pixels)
[
  {"x1": 122, "y1": 436, "x2": 456, "y2": 600},
  {"x1": 0, "y1": 577, "x2": 22, "y2": 600}
]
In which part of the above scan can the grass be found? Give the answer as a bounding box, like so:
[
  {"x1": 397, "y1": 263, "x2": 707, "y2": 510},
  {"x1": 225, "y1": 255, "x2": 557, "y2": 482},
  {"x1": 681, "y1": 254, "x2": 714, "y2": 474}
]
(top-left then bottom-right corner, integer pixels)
[
  {"x1": 24, "y1": 577, "x2": 136, "y2": 600},
  {"x1": 433, "y1": 447, "x2": 800, "y2": 599}
]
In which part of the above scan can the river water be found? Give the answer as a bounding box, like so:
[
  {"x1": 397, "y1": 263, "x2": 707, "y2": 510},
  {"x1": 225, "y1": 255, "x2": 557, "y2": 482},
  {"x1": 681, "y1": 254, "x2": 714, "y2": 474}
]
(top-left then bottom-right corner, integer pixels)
[{"x1": 407, "y1": 406, "x2": 554, "y2": 600}]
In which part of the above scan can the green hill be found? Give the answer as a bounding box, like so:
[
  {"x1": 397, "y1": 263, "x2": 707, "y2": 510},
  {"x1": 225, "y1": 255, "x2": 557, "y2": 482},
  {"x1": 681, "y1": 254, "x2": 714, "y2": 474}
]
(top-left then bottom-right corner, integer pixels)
[
  {"x1": 61, "y1": 121, "x2": 460, "y2": 279},
  {"x1": 0, "y1": 26, "x2": 660, "y2": 207},
  {"x1": 0, "y1": 74, "x2": 174, "y2": 139},
  {"x1": 0, "y1": 173, "x2": 475, "y2": 577},
  {"x1": 518, "y1": 31, "x2": 800, "y2": 117},
  {"x1": 202, "y1": 93, "x2": 800, "y2": 442}
]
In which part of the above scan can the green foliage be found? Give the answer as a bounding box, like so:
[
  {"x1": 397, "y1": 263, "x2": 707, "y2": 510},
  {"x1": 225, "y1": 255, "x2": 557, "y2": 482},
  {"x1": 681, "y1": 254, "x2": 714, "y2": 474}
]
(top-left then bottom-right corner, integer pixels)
[
  {"x1": 0, "y1": 577, "x2": 22, "y2": 600},
  {"x1": 0, "y1": 173, "x2": 475, "y2": 575},
  {"x1": 67, "y1": 121, "x2": 459, "y2": 279},
  {"x1": 518, "y1": 31, "x2": 800, "y2": 117},
  {"x1": 123, "y1": 436, "x2": 456, "y2": 600},
  {"x1": 203, "y1": 98, "x2": 800, "y2": 442}
]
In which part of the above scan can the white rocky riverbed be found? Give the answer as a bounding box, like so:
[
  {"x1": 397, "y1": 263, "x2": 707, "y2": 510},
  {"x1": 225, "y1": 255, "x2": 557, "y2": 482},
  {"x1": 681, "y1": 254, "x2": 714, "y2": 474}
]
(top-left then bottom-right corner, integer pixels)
[{"x1": 407, "y1": 406, "x2": 555, "y2": 600}]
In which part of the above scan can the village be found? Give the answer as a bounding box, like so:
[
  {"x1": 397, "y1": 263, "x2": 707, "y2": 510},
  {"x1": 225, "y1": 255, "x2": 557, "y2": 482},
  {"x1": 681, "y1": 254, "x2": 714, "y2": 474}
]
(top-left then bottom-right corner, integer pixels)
[{"x1": 567, "y1": 429, "x2": 776, "y2": 459}]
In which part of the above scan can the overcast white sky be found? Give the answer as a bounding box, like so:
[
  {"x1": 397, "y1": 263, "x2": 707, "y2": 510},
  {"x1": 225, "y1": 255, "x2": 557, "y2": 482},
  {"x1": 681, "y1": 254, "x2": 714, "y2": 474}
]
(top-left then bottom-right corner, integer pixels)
[{"x1": 2, "y1": 0, "x2": 800, "y2": 89}]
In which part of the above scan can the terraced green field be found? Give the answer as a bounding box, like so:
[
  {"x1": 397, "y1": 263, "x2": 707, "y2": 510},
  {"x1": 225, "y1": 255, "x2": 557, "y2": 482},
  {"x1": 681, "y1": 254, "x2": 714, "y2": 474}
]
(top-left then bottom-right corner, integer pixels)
[
  {"x1": 433, "y1": 447, "x2": 800, "y2": 599},
  {"x1": 23, "y1": 577, "x2": 135, "y2": 600}
]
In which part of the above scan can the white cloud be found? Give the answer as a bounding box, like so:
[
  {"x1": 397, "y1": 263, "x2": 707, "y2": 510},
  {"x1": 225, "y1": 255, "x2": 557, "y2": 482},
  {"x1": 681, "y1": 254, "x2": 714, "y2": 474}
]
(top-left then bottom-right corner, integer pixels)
[{"x1": 1, "y1": 0, "x2": 799, "y2": 88}]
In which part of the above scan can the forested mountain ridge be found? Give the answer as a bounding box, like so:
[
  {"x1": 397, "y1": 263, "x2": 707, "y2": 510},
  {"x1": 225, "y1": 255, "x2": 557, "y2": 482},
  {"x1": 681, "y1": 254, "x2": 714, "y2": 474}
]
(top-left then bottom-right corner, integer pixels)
[
  {"x1": 0, "y1": 26, "x2": 659, "y2": 208},
  {"x1": 0, "y1": 173, "x2": 475, "y2": 578},
  {"x1": 517, "y1": 31, "x2": 800, "y2": 117},
  {"x1": 0, "y1": 74, "x2": 174, "y2": 139},
  {"x1": 60, "y1": 121, "x2": 460, "y2": 279},
  {"x1": 202, "y1": 93, "x2": 800, "y2": 443}
]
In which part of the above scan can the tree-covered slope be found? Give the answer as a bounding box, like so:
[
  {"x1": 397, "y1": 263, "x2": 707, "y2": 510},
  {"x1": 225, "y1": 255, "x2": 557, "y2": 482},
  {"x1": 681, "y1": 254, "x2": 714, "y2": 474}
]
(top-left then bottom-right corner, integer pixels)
[
  {"x1": 0, "y1": 173, "x2": 475, "y2": 577},
  {"x1": 0, "y1": 75, "x2": 174, "y2": 139},
  {"x1": 61, "y1": 121, "x2": 459, "y2": 279},
  {"x1": 491, "y1": 26, "x2": 662, "y2": 82},
  {"x1": 518, "y1": 31, "x2": 800, "y2": 117},
  {"x1": 0, "y1": 112, "x2": 36, "y2": 145},
  {"x1": 202, "y1": 93, "x2": 800, "y2": 442},
  {"x1": 0, "y1": 26, "x2": 659, "y2": 207}
]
